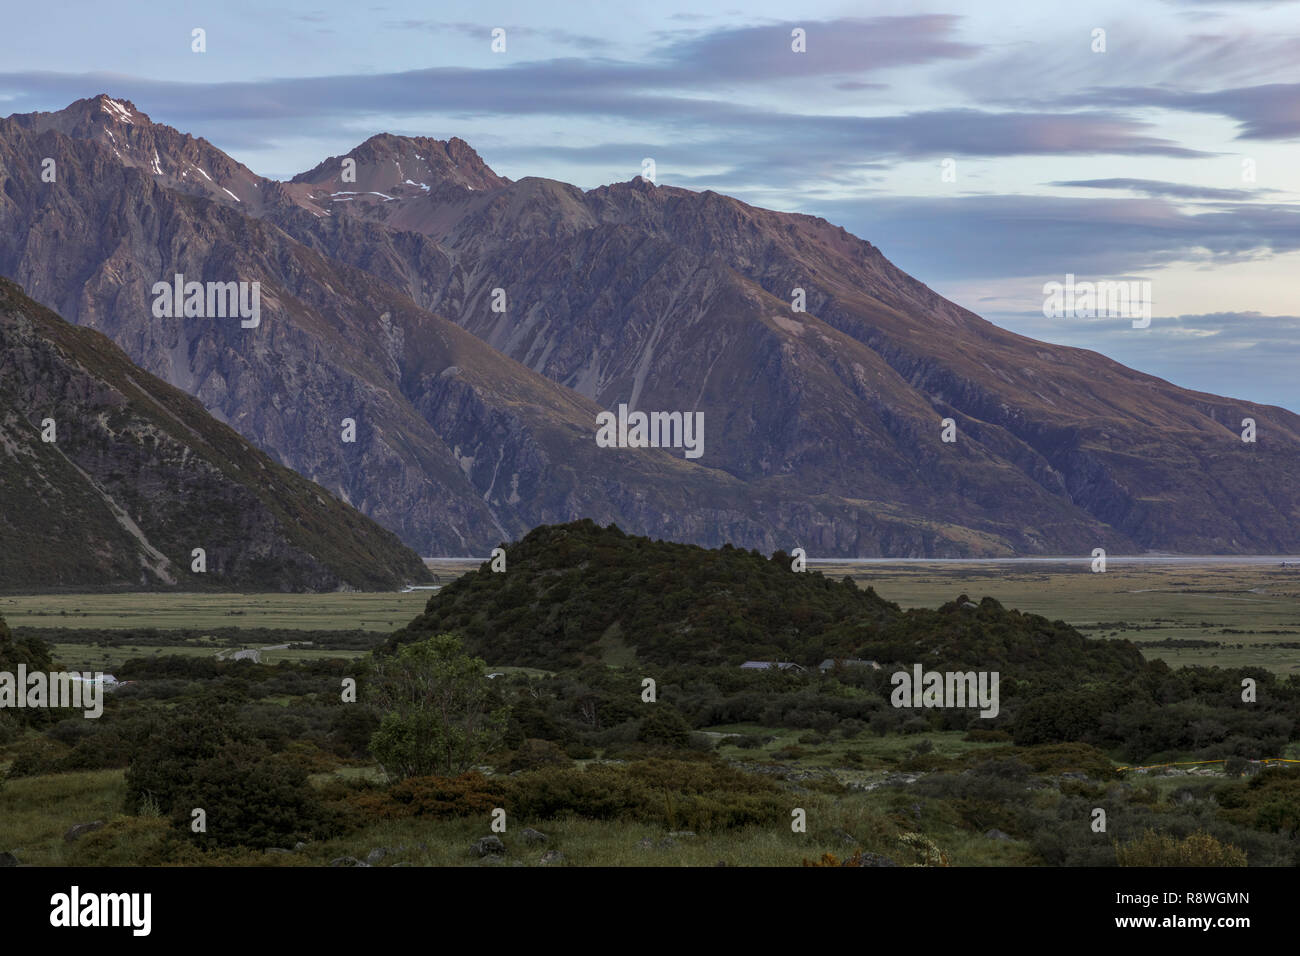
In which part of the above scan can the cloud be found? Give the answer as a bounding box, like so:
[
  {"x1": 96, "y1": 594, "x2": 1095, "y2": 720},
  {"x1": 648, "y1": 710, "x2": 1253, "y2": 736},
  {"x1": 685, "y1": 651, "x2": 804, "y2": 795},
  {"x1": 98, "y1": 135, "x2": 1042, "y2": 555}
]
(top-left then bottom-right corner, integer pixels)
[
  {"x1": 0, "y1": 66, "x2": 1208, "y2": 170},
  {"x1": 987, "y1": 308, "x2": 1300, "y2": 411},
  {"x1": 660, "y1": 15, "x2": 981, "y2": 82},
  {"x1": 387, "y1": 20, "x2": 606, "y2": 52},
  {"x1": 1069, "y1": 83, "x2": 1300, "y2": 140},
  {"x1": 1046, "y1": 178, "x2": 1280, "y2": 200},
  {"x1": 811, "y1": 193, "x2": 1300, "y2": 280}
]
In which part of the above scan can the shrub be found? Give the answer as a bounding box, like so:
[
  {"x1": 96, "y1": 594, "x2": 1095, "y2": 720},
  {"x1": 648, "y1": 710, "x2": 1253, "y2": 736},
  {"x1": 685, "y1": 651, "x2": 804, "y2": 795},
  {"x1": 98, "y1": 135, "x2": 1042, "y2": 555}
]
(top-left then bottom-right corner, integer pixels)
[
  {"x1": 74, "y1": 817, "x2": 199, "y2": 866},
  {"x1": 1115, "y1": 829, "x2": 1247, "y2": 867},
  {"x1": 963, "y1": 728, "x2": 1013, "y2": 743},
  {"x1": 172, "y1": 743, "x2": 340, "y2": 850},
  {"x1": 637, "y1": 706, "x2": 693, "y2": 749},
  {"x1": 123, "y1": 705, "x2": 253, "y2": 814},
  {"x1": 507, "y1": 738, "x2": 572, "y2": 773},
  {"x1": 374, "y1": 771, "x2": 508, "y2": 819}
]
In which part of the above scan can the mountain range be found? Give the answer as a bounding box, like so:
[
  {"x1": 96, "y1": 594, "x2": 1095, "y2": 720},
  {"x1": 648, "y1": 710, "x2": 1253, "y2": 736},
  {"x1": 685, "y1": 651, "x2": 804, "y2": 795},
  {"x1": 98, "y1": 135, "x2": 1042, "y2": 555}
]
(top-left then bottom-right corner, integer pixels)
[{"x1": 3, "y1": 94, "x2": 1297, "y2": 558}]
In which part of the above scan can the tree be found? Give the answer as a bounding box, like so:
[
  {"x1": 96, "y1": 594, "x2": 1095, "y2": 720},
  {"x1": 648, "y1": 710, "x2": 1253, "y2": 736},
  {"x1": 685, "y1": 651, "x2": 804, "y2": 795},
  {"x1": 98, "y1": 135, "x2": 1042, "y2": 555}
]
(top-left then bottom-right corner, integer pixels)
[
  {"x1": 366, "y1": 634, "x2": 509, "y2": 780},
  {"x1": 0, "y1": 613, "x2": 53, "y2": 672}
]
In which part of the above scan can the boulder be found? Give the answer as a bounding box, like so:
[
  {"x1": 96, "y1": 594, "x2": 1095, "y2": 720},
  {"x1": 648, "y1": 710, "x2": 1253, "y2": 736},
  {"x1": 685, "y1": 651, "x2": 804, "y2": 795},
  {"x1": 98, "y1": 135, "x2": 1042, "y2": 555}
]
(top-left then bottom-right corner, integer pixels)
[
  {"x1": 984, "y1": 829, "x2": 1012, "y2": 841},
  {"x1": 520, "y1": 828, "x2": 548, "y2": 845},
  {"x1": 472, "y1": 835, "x2": 505, "y2": 857},
  {"x1": 0, "y1": 851, "x2": 18, "y2": 867},
  {"x1": 329, "y1": 856, "x2": 369, "y2": 867},
  {"x1": 539, "y1": 850, "x2": 564, "y2": 865},
  {"x1": 64, "y1": 821, "x2": 105, "y2": 843},
  {"x1": 366, "y1": 847, "x2": 390, "y2": 865}
]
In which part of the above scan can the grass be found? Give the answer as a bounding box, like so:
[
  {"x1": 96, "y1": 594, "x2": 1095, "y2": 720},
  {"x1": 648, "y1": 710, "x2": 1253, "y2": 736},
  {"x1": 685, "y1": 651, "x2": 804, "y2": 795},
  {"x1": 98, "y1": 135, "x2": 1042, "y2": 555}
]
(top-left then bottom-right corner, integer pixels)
[
  {"x1": 7, "y1": 561, "x2": 1300, "y2": 672},
  {"x1": 708, "y1": 726, "x2": 1009, "y2": 774},
  {"x1": 0, "y1": 768, "x2": 128, "y2": 866},
  {"x1": 45, "y1": 642, "x2": 370, "y2": 671},
  {"x1": 0, "y1": 591, "x2": 432, "y2": 631},
  {"x1": 820, "y1": 561, "x2": 1300, "y2": 676}
]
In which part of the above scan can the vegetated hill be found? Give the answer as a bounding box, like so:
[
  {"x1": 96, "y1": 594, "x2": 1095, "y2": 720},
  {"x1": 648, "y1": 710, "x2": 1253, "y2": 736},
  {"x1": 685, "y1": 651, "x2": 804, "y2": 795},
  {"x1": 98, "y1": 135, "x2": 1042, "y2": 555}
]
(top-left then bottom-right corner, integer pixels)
[
  {"x1": 386, "y1": 520, "x2": 900, "y2": 668},
  {"x1": 846, "y1": 595, "x2": 1147, "y2": 689},
  {"x1": 387, "y1": 520, "x2": 1144, "y2": 681},
  {"x1": 5, "y1": 96, "x2": 1300, "y2": 555},
  {"x1": 0, "y1": 277, "x2": 430, "y2": 592}
]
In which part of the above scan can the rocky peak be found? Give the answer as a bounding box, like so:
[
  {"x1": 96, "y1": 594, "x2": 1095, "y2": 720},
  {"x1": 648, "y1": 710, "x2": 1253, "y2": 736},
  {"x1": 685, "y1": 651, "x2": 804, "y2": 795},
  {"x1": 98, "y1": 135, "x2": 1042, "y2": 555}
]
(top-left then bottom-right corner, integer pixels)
[
  {"x1": 6, "y1": 93, "x2": 267, "y2": 209},
  {"x1": 291, "y1": 132, "x2": 509, "y2": 196}
]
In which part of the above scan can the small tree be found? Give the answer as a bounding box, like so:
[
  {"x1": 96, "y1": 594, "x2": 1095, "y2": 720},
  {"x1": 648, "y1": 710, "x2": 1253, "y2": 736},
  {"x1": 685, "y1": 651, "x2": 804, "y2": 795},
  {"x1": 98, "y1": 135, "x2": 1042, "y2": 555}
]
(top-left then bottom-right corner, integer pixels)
[{"x1": 367, "y1": 634, "x2": 509, "y2": 780}]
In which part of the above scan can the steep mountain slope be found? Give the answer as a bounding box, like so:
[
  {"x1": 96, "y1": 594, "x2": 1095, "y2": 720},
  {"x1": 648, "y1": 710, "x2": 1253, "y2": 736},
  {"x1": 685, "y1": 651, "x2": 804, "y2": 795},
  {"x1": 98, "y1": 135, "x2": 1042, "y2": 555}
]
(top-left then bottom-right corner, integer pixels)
[
  {"x1": 4, "y1": 98, "x2": 922, "y2": 557},
  {"x1": 269, "y1": 150, "x2": 1300, "y2": 555},
  {"x1": 4, "y1": 95, "x2": 1298, "y2": 555},
  {"x1": 0, "y1": 277, "x2": 430, "y2": 591}
]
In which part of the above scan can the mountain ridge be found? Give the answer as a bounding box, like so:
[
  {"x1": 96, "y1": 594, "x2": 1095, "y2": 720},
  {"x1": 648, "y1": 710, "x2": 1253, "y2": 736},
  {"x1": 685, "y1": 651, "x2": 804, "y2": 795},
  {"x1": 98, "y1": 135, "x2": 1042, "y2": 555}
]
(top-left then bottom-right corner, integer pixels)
[{"x1": 3, "y1": 95, "x2": 1297, "y2": 556}]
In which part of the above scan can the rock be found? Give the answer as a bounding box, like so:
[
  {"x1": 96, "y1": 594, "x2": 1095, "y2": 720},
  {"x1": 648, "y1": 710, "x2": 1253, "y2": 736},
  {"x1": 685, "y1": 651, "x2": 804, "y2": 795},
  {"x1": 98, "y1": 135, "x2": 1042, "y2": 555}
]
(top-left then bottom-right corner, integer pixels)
[
  {"x1": 637, "y1": 837, "x2": 655, "y2": 850},
  {"x1": 0, "y1": 851, "x2": 18, "y2": 867},
  {"x1": 329, "y1": 856, "x2": 369, "y2": 867},
  {"x1": 472, "y1": 835, "x2": 505, "y2": 857},
  {"x1": 539, "y1": 850, "x2": 564, "y2": 865},
  {"x1": 264, "y1": 847, "x2": 292, "y2": 854},
  {"x1": 667, "y1": 830, "x2": 696, "y2": 839},
  {"x1": 294, "y1": 842, "x2": 308, "y2": 851},
  {"x1": 64, "y1": 821, "x2": 105, "y2": 843},
  {"x1": 366, "y1": 847, "x2": 390, "y2": 865},
  {"x1": 1060, "y1": 771, "x2": 1088, "y2": 781},
  {"x1": 984, "y1": 829, "x2": 1012, "y2": 841},
  {"x1": 833, "y1": 828, "x2": 857, "y2": 847},
  {"x1": 392, "y1": 862, "x2": 414, "y2": 867},
  {"x1": 521, "y1": 828, "x2": 548, "y2": 845},
  {"x1": 657, "y1": 837, "x2": 678, "y2": 850}
]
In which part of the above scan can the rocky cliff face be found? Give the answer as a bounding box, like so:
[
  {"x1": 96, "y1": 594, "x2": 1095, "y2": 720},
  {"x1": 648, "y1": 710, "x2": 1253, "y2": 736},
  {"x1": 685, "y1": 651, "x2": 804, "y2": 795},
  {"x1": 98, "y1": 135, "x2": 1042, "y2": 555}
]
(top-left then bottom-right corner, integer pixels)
[
  {"x1": 266, "y1": 140, "x2": 1300, "y2": 555},
  {"x1": 0, "y1": 278, "x2": 431, "y2": 591},
  {"x1": 3, "y1": 95, "x2": 1297, "y2": 557}
]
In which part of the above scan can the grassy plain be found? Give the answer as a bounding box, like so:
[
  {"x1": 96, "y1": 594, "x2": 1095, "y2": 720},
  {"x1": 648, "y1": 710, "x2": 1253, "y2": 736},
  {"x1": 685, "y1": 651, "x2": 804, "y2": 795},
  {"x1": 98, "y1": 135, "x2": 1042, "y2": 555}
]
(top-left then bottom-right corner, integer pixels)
[
  {"x1": 818, "y1": 560, "x2": 1300, "y2": 676},
  {"x1": 5, "y1": 559, "x2": 1299, "y2": 674}
]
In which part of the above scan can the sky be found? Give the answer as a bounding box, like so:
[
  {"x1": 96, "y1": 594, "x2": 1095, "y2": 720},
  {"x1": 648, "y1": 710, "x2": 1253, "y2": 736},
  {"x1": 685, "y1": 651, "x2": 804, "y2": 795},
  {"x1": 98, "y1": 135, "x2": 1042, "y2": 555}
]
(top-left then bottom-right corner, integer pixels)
[{"x1": 2, "y1": 0, "x2": 1299, "y2": 410}]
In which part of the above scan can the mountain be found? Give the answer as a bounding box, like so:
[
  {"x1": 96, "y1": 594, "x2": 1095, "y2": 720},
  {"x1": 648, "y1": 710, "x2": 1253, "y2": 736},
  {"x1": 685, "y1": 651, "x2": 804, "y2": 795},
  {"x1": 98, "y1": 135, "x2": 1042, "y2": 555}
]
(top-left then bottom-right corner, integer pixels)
[
  {"x1": 0, "y1": 276, "x2": 430, "y2": 591},
  {"x1": 266, "y1": 137, "x2": 1300, "y2": 556},
  {"x1": 3, "y1": 95, "x2": 1299, "y2": 556}
]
